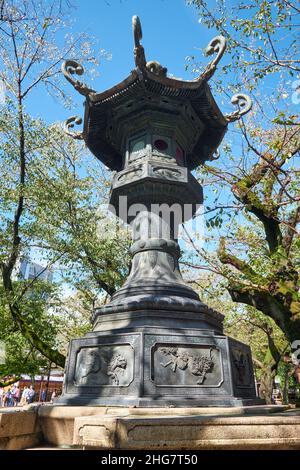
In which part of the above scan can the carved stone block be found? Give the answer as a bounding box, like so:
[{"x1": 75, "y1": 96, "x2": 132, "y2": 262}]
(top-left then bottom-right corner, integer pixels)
[
  {"x1": 61, "y1": 334, "x2": 141, "y2": 400},
  {"x1": 229, "y1": 338, "x2": 256, "y2": 396},
  {"x1": 74, "y1": 345, "x2": 134, "y2": 387},
  {"x1": 152, "y1": 344, "x2": 222, "y2": 387},
  {"x1": 143, "y1": 333, "x2": 234, "y2": 399},
  {"x1": 58, "y1": 327, "x2": 260, "y2": 407},
  {"x1": 112, "y1": 161, "x2": 187, "y2": 191}
]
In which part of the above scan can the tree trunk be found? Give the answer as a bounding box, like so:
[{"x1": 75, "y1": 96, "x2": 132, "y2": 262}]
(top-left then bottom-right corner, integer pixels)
[
  {"x1": 228, "y1": 286, "x2": 300, "y2": 346},
  {"x1": 258, "y1": 366, "x2": 275, "y2": 404},
  {"x1": 255, "y1": 340, "x2": 282, "y2": 404},
  {"x1": 282, "y1": 364, "x2": 290, "y2": 405}
]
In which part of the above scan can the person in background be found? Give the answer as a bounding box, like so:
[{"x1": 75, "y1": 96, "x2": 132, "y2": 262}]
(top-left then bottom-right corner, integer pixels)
[
  {"x1": 0, "y1": 387, "x2": 3, "y2": 407},
  {"x1": 4, "y1": 387, "x2": 13, "y2": 407},
  {"x1": 20, "y1": 386, "x2": 29, "y2": 406},
  {"x1": 41, "y1": 388, "x2": 47, "y2": 402},
  {"x1": 50, "y1": 389, "x2": 57, "y2": 403},
  {"x1": 11, "y1": 384, "x2": 16, "y2": 396},
  {"x1": 27, "y1": 385, "x2": 35, "y2": 404},
  {"x1": 13, "y1": 385, "x2": 20, "y2": 406}
]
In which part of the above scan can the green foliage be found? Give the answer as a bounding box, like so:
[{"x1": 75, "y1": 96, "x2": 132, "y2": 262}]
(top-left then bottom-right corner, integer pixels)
[
  {"x1": 187, "y1": 0, "x2": 299, "y2": 87},
  {"x1": 0, "y1": 0, "x2": 129, "y2": 375},
  {"x1": 0, "y1": 281, "x2": 58, "y2": 379},
  {"x1": 0, "y1": 103, "x2": 130, "y2": 374},
  {"x1": 185, "y1": 0, "x2": 300, "y2": 352}
]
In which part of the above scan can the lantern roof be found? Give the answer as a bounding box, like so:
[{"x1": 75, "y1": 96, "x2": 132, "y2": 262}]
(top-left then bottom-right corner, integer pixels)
[{"x1": 62, "y1": 16, "x2": 252, "y2": 171}]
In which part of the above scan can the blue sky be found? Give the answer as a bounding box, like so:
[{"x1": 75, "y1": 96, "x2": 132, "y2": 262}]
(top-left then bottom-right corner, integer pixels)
[
  {"x1": 23, "y1": 0, "x2": 299, "y2": 145},
  {"x1": 28, "y1": 0, "x2": 225, "y2": 123}
]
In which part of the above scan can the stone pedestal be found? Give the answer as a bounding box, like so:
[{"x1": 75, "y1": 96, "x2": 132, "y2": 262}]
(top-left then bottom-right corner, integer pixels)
[
  {"x1": 0, "y1": 408, "x2": 41, "y2": 450},
  {"x1": 58, "y1": 311, "x2": 261, "y2": 407},
  {"x1": 73, "y1": 413, "x2": 300, "y2": 450}
]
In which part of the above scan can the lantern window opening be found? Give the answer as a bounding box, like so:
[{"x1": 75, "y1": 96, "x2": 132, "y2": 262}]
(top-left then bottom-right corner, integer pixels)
[
  {"x1": 127, "y1": 132, "x2": 148, "y2": 165},
  {"x1": 175, "y1": 142, "x2": 186, "y2": 167}
]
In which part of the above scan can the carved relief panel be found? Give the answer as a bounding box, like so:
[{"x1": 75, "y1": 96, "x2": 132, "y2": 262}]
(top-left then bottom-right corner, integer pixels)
[
  {"x1": 151, "y1": 343, "x2": 223, "y2": 388},
  {"x1": 231, "y1": 348, "x2": 252, "y2": 388},
  {"x1": 74, "y1": 344, "x2": 134, "y2": 387}
]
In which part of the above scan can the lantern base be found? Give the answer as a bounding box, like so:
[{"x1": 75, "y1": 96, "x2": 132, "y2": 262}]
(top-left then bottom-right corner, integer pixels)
[{"x1": 58, "y1": 311, "x2": 262, "y2": 407}]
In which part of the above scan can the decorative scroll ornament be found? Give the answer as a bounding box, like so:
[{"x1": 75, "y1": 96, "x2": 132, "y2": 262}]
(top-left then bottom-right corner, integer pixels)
[
  {"x1": 61, "y1": 60, "x2": 96, "y2": 96},
  {"x1": 201, "y1": 35, "x2": 226, "y2": 81},
  {"x1": 209, "y1": 149, "x2": 220, "y2": 161},
  {"x1": 225, "y1": 93, "x2": 252, "y2": 122},
  {"x1": 152, "y1": 167, "x2": 181, "y2": 179},
  {"x1": 146, "y1": 60, "x2": 167, "y2": 77},
  {"x1": 64, "y1": 116, "x2": 84, "y2": 140},
  {"x1": 117, "y1": 166, "x2": 143, "y2": 183}
]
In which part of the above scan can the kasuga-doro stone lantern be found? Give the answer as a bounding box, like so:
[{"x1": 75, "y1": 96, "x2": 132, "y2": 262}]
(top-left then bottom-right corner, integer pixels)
[{"x1": 58, "y1": 16, "x2": 262, "y2": 407}]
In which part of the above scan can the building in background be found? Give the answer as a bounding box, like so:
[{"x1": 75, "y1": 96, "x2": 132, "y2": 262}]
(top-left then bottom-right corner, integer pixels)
[
  {"x1": 18, "y1": 259, "x2": 53, "y2": 283},
  {"x1": 19, "y1": 371, "x2": 63, "y2": 401}
]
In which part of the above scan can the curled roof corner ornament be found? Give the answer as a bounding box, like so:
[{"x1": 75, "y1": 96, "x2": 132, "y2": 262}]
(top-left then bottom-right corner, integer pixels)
[
  {"x1": 61, "y1": 60, "x2": 96, "y2": 97},
  {"x1": 201, "y1": 35, "x2": 226, "y2": 81},
  {"x1": 64, "y1": 116, "x2": 84, "y2": 140},
  {"x1": 225, "y1": 93, "x2": 252, "y2": 122},
  {"x1": 209, "y1": 149, "x2": 220, "y2": 161},
  {"x1": 132, "y1": 15, "x2": 146, "y2": 69},
  {"x1": 146, "y1": 61, "x2": 167, "y2": 77}
]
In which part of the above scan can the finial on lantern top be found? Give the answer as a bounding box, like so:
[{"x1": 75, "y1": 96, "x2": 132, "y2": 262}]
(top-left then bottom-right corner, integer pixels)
[
  {"x1": 132, "y1": 15, "x2": 167, "y2": 76},
  {"x1": 132, "y1": 15, "x2": 143, "y2": 49},
  {"x1": 132, "y1": 15, "x2": 147, "y2": 69}
]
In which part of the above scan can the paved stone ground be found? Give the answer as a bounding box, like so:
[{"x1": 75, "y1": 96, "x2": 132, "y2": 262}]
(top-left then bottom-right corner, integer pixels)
[{"x1": 2, "y1": 405, "x2": 299, "y2": 450}]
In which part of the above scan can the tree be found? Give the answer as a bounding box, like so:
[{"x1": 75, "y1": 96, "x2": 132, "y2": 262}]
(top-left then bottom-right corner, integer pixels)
[
  {"x1": 0, "y1": 0, "x2": 130, "y2": 369},
  {"x1": 225, "y1": 308, "x2": 287, "y2": 403},
  {"x1": 185, "y1": 0, "x2": 300, "y2": 346},
  {"x1": 184, "y1": 268, "x2": 287, "y2": 403},
  {"x1": 0, "y1": 280, "x2": 60, "y2": 385},
  {"x1": 0, "y1": 102, "x2": 130, "y2": 371}
]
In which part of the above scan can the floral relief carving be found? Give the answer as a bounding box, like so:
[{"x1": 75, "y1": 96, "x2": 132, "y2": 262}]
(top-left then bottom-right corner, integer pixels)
[
  {"x1": 232, "y1": 349, "x2": 250, "y2": 386},
  {"x1": 159, "y1": 347, "x2": 214, "y2": 385},
  {"x1": 152, "y1": 167, "x2": 182, "y2": 179},
  {"x1": 118, "y1": 167, "x2": 143, "y2": 183}
]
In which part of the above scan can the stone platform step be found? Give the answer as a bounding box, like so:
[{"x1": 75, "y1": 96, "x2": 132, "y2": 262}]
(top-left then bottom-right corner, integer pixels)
[
  {"x1": 2, "y1": 405, "x2": 300, "y2": 450},
  {"x1": 39, "y1": 405, "x2": 300, "y2": 450},
  {"x1": 73, "y1": 413, "x2": 300, "y2": 450},
  {"x1": 26, "y1": 446, "x2": 79, "y2": 450}
]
